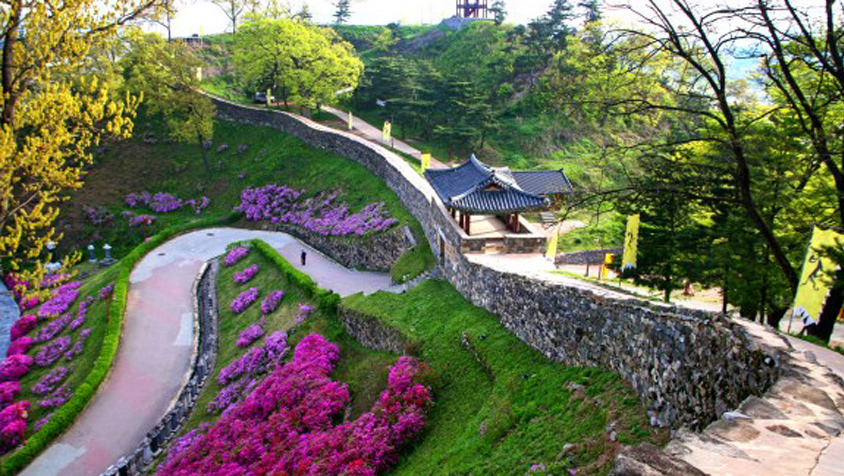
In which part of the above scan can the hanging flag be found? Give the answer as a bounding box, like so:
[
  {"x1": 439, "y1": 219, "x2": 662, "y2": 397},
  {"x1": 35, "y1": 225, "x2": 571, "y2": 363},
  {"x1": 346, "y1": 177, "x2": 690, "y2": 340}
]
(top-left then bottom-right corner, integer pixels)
[
  {"x1": 266, "y1": 88, "x2": 272, "y2": 106},
  {"x1": 382, "y1": 121, "x2": 392, "y2": 142},
  {"x1": 792, "y1": 226, "x2": 844, "y2": 327},
  {"x1": 601, "y1": 253, "x2": 614, "y2": 279},
  {"x1": 545, "y1": 226, "x2": 559, "y2": 261},
  {"x1": 348, "y1": 111, "x2": 354, "y2": 130},
  {"x1": 421, "y1": 153, "x2": 431, "y2": 170},
  {"x1": 622, "y1": 214, "x2": 640, "y2": 272},
  {"x1": 196, "y1": 67, "x2": 203, "y2": 82}
]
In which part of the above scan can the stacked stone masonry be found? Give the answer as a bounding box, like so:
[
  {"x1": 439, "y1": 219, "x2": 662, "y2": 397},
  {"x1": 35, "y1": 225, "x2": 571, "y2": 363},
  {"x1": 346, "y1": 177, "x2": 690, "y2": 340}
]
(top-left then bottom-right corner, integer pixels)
[{"x1": 210, "y1": 96, "x2": 780, "y2": 431}]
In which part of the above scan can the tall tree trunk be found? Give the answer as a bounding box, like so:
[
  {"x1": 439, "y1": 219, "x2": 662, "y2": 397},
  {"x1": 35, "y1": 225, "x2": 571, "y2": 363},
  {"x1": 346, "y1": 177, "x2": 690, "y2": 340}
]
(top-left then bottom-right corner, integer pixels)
[{"x1": 197, "y1": 134, "x2": 211, "y2": 177}]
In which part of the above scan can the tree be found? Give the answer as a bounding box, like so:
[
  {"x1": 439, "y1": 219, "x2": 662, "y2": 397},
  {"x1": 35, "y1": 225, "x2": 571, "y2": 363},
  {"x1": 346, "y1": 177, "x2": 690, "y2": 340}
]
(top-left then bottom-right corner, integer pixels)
[
  {"x1": 578, "y1": 0, "x2": 602, "y2": 23},
  {"x1": 491, "y1": 0, "x2": 507, "y2": 25},
  {"x1": 333, "y1": 0, "x2": 351, "y2": 25},
  {"x1": 122, "y1": 31, "x2": 216, "y2": 176},
  {"x1": 232, "y1": 17, "x2": 363, "y2": 110},
  {"x1": 210, "y1": 0, "x2": 258, "y2": 34},
  {"x1": 146, "y1": 0, "x2": 180, "y2": 41},
  {"x1": 0, "y1": 0, "x2": 153, "y2": 284}
]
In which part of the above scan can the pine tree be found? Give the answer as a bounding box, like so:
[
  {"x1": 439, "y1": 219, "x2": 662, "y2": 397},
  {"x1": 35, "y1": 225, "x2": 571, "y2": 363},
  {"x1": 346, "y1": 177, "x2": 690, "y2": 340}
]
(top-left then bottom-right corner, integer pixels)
[
  {"x1": 578, "y1": 0, "x2": 602, "y2": 23},
  {"x1": 333, "y1": 0, "x2": 351, "y2": 25},
  {"x1": 491, "y1": 0, "x2": 507, "y2": 25}
]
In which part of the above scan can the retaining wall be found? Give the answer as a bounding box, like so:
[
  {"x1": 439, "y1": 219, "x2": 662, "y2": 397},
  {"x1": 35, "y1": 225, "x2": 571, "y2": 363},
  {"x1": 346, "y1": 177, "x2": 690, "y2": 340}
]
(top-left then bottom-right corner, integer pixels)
[
  {"x1": 556, "y1": 247, "x2": 623, "y2": 266},
  {"x1": 210, "y1": 96, "x2": 780, "y2": 430}
]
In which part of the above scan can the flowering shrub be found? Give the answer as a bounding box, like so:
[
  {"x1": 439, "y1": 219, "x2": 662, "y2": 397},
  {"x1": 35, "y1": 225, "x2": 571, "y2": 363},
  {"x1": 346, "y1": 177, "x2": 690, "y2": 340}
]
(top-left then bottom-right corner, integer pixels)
[
  {"x1": 64, "y1": 329, "x2": 93, "y2": 361},
  {"x1": 69, "y1": 297, "x2": 95, "y2": 331},
  {"x1": 223, "y1": 247, "x2": 250, "y2": 267},
  {"x1": 217, "y1": 347, "x2": 267, "y2": 386},
  {"x1": 236, "y1": 321, "x2": 265, "y2": 348},
  {"x1": 125, "y1": 192, "x2": 152, "y2": 207},
  {"x1": 38, "y1": 384, "x2": 72, "y2": 408},
  {"x1": 126, "y1": 192, "x2": 209, "y2": 215},
  {"x1": 6, "y1": 337, "x2": 32, "y2": 357},
  {"x1": 9, "y1": 315, "x2": 37, "y2": 341},
  {"x1": 185, "y1": 197, "x2": 210, "y2": 215},
  {"x1": 295, "y1": 303, "x2": 315, "y2": 325},
  {"x1": 82, "y1": 206, "x2": 115, "y2": 227},
  {"x1": 166, "y1": 428, "x2": 205, "y2": 463},
  {"x1": 129, "y1": 214, "x2": 157, "y2": 227},
  {"x1": 0, "y1": 402, "x2": 29, "y2": 452},
  {"x1": 264, "y1": 331, "x2": 288, "y2": 361},
  {"x1": 149, "y1": 193, "x2": 183, "y2": 213},
  {"x1": 32, "y1": 367, "x2": 70, "y2": 396},
  {"x1": 34, "y1": 313, "x2": 72, "y2": 343},
  {"x1": 260, "y1": 291, "x2": 284, "y2": 315},
  {"x1": 0, "y1": 355, "x2": 33, "y2": 382},
  {"x1": 98, "y1": 284, "x2": 115, "y2": 301},
  {"x1": 229, "y1": 288, "x2": 259, "y2": 315},
  {"x1": 207, "y1": 377, "x2": 257, "y2": 414},
  {"x1": 156, "y1": 335, "x2": 432, "y2": 476},
  {"x1": 237, "y1": 186, "x2": 398, "y2": 237},
  {"x1": 34, "y1": 336, "x2": 71, "y2": 367},
  {"x1": 0, "y1": 382, "x2": 20, "y2": 409},
  {"x1": 233, "y1": 264, "x2": 259, "y2": 284},
  {"x1": 38, "y1": 282, "x2": 81, "y2": 318}
]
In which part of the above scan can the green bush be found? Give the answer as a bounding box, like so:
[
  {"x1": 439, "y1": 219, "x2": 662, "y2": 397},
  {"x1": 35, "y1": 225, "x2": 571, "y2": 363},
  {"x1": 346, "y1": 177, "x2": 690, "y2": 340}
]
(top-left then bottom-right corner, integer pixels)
[
  {"x1": 250, "y1": 239, "x2": 340, "y2": 314},
  {"x1": 0, "y1": 213, "x2": 241, "y2": 476}
]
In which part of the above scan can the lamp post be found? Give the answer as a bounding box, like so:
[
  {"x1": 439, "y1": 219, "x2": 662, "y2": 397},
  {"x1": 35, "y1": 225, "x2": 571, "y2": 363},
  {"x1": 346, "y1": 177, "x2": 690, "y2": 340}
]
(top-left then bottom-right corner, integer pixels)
[
  {"x1": 88, "y1": 244, "x2": 97, "y2": 264},
  {"x1": 101, "y1": 244, "x2": 116, "y2": 266}
]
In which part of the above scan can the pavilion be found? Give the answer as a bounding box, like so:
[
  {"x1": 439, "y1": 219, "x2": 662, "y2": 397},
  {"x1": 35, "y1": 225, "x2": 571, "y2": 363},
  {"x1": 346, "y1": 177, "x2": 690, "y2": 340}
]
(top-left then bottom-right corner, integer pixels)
[{"x1": 425, "y1": 155, "x2": 574, "y2": 236}]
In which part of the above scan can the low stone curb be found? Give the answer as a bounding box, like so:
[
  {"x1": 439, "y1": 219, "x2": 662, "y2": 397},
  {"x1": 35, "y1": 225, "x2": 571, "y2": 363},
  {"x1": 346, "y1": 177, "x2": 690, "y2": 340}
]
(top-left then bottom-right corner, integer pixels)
[{"x1": 97, "y1": 260, "x2": 220, "y2": 476}]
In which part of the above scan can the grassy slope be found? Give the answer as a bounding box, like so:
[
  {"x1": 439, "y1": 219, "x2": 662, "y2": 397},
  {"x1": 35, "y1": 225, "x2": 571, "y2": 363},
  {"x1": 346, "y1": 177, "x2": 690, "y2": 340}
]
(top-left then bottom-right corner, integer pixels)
[
  {"x1": 343, "y1": 280, "x2": 668, "y2": 476},
  {"x1": 63, "y1": 115, "x2": 432, "y2": 279}
]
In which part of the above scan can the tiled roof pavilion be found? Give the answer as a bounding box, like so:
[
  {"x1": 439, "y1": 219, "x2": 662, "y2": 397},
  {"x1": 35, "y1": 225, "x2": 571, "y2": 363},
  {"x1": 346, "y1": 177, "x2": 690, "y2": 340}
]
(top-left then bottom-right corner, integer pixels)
[
  {"x1": 425, "y1": 155, "x2": 574, "y2": 214},
  {"x1": 424, "y1": 155, "x2": 575, "y2": 236}
]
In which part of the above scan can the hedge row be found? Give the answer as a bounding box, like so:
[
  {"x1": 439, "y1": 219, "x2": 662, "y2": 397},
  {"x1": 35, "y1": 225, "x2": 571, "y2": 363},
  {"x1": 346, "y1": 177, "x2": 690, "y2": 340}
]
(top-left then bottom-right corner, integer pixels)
[
  {"x1": 0, "y1": 213, "x2": 241, "y2": 476},
  {"x1": 250, "y1": 239, "x2": 341, "y2": 314}
]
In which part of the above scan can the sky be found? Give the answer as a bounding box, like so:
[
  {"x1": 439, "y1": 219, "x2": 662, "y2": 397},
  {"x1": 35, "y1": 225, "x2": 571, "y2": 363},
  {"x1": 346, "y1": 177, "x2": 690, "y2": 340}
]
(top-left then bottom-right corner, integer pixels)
[{"x1": 159, "y1": 0, "x2": 580, "y2": 38}]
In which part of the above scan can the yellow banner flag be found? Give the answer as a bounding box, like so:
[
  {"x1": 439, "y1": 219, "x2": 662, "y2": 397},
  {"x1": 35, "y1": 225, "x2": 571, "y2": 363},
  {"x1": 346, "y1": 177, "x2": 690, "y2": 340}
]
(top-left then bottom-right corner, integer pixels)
[
  {"x1": 382, "y1": 121, "x2": 391, "y2": 142},
  {"x1": 545, "y1": 227, "x2": 559, "y2": 261},
  {"x1": 622, "y1": 214, "x2": 640, "y2": 272},
  {"x1": 792, "y1": 226, "x2": 844, "y2": 326},
  {"x1": 348, "y1": 111, "x2": 353, "y2": 130},
  {"x1": 266, "y1": 88, "x2": 272, "y2": 106},
  {"x1": 601, "y1": 253, "x2": 614, "y2": 279},
  {"x1": 421, "y1": 153, "x2": 431, "y2": 170},
  {"x1": 196, "y1": 67, "x2": 203, "y2": 82}
]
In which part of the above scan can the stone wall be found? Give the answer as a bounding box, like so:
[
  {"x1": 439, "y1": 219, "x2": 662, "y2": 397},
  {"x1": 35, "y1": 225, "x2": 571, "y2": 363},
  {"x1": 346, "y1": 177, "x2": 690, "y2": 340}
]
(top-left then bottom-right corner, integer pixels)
[
  {"x1": 338, "y1": 307, "x2": 409, "y2": 354},
  {"x1": 556, "y1": 247, "x2": 623, "y2": 266},
  {"x1": 209, "y1": 96, "x2": 780, "y2": 431},
  {"x1": 276, "y1": 224, "x2": 414, "y2": 272}
]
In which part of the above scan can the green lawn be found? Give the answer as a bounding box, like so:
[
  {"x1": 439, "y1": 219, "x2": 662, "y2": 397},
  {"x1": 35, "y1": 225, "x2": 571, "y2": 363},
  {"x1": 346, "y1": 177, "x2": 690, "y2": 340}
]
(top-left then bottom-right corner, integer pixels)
[
  {"x1": 342, "y1": 280, "x2": 667, "y2": 476},
  {"x1": 63, "y1": 114, "x2": 433, "y2": 279}
]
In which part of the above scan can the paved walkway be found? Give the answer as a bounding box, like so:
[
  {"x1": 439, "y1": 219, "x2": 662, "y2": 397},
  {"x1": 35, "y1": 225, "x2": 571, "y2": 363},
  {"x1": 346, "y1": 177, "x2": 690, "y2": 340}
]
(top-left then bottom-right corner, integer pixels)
[
  {"x1": 21, "y1": 228, "x2": 394, "y2": 476},
  {"x1": 321, "y1": 105, "x2": 449, "y2": 168}
]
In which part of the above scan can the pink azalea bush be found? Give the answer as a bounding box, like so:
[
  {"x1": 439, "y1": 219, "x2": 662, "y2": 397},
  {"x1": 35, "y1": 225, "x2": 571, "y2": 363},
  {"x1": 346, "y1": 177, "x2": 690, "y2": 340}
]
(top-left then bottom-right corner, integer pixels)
[
  {"x1": 6, "y1": 337, "x2": 32, "y2": 357},
  {"x1": 223, "y1": 247, "x2": 250, "y2": 267},
  {"x1": 233, "y1": 264, "x2": 259, "y2": 285},
  {"x1": 229, "y1": 288, "x2": 260, "y2": 315},
  {"x1": 0, "y1": 382, "x2": 20, "y2": 409},
  {"x1": 260, "y1": 290, "x2": 284, "y2": 315},
  {"x1": 0, "y1": 402, "x2": 29, "y2": 452},
  {"x1": 9, "y1": 315, "x2": 37, "y2": 341},
  {"x1": 157, "y1": 334, "x2": 432, "y2": 476},
  {"x1": 0, "y1": 355, "x2": 33, "y2": 382},
  {"x1": 237, "y1": 186, "x2": 398, "y2": 237}
]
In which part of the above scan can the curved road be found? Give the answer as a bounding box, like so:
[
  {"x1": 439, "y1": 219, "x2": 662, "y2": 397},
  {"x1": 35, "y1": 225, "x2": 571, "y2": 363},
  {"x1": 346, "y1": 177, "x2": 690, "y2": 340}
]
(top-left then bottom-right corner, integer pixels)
[{"x1": 22, "y1": 228, "x2": 394, "y2": 476}]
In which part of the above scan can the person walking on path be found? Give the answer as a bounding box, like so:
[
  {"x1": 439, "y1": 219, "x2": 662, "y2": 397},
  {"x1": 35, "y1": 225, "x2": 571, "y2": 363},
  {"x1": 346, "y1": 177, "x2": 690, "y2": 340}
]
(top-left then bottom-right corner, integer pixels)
[{"x1": 301, "y1": 250, "x2": 307, "y2": 266}]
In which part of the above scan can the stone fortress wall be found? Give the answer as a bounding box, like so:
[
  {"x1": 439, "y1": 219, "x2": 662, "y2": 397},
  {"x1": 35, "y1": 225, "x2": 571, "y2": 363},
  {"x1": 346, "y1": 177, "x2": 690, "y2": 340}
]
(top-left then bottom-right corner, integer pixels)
[{"x1": 211, "y1": 96, "x2": 781, "y2": 430}]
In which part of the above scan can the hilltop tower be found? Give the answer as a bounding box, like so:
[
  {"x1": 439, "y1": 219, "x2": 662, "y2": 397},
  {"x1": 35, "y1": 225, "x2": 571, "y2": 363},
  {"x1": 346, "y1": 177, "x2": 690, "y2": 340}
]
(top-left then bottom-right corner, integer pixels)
[{"x1": 456, "y1": 0, "x2": 490, "y2": 18}]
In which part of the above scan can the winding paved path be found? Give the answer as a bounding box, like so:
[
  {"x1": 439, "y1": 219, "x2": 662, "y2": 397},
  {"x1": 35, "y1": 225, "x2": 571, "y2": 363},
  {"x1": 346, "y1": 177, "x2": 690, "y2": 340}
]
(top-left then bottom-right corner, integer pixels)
[{"x1": 21, "y1": 228, "x2": 394, "y2": 476}]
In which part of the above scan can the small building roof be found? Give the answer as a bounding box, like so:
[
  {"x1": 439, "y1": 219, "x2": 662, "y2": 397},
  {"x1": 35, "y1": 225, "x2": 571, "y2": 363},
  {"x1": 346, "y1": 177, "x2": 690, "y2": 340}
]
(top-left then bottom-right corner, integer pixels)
[{"x1": 425, "y1": 155, "x2": 573, "y2": 214}]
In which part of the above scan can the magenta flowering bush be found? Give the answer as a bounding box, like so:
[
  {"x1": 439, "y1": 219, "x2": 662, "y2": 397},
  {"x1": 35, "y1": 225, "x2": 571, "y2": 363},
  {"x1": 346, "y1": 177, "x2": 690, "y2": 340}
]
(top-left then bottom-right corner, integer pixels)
[
  {"x1": 0, "y1": 382, "x2": 20, "y2": 409},
  {"x1": 157, "y1": 335, "x2": 432, "y2": 476},
  {"x1": 217, "y1": 347, "x2": 267, "y2": 386},
  {"x1": 31, "y1": 367, "x2": 70, "y2": 396},
  {"x1": 0, "y1": 401, "x2": 29, "y2": 452},
  {"x1": 233, "y1": 264, "x2": 259, "y2": 284},
  {"x1": 6, "y1": 337, "x2": 32, "y2": 357},
  {"x1": 237, "y1": 186, "x2": 398, "y2": 237},
  {"x1": 9, "y1": 315, "x2": 37, "y2": 341},
  {"x1": 223, "y1": 247, "x2": 250, "y2": 267},
  {"x1": 260, "y1": 290, "x2": 284, "y2": 315},
  {"x1": 236, "y1": 322, "x2": 265, "y2": 348},
  {"x1": 129, "y1": 214, "x2": 157, "y2": 227},
  {"x1": 229, "y1": 288, "x2": 260, "y2": 315},
  {"x1": 0, "y1": 355, "x2": 33, "y2": 382},
  {"x1": 207, "y1": 377, "x2": 258, "y2": 414},
  {"x1": 34, "y1": 336, "x2": 71, "y2": 367}
]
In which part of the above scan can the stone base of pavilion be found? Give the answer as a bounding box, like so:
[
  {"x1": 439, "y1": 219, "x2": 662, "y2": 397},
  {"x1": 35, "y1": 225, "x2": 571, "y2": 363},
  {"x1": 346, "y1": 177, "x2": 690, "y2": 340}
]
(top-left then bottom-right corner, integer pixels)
[{"x1": 454, "y1": 214, "x2": 547, "y2": 254}]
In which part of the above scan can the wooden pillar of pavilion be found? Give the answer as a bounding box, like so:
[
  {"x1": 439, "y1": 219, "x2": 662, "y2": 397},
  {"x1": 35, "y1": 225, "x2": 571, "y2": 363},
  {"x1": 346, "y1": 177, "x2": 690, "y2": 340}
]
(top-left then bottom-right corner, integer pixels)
[
  {"x1": 514, "y1": 213, "x2": 520, "y2": 233},
  {"x1": 465, "y1": 213, "x2": 471, "y2": 235}
]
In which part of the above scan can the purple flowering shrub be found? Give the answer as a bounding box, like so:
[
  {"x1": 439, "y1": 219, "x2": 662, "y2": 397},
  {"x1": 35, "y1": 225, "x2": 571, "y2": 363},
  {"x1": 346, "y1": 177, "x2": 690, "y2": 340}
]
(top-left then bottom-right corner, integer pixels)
[
  {"x1": 126, "y1": 192, "x2": 210, "y2": 215},
  {"x1": 217, "y1": 347, "x2": 268, "y2": 386},
  {"x1": 31, "y1": 367, "x2": 70, "y2": 396},
  {"x1": 237, "y1": 185, "x2": 398, "y2": 237},
  {"x1": 6, "y1": 337, "x2": 32, "y2": 357},
  {"x1": 157, "y1": 334, "x2": 432, "y2": 476},
  {"x1": 82, "y1": 206, "x2": 114, "y2": 227},
  {"x1": 260, "y1": 291, "x2": 284, "y2": 315},
  {"x1": 9, "y1": 315, "x2": 37, "y2": 341},
  {"x1": 38, "y1": 385, "x2": 72, "y2": 408},
  {"x1": 185, "y1": 197, "x2": 210, "y2": 215},
  {"x1": 223, "y1": 247, "x2": 250, "y2": 267},
  {"x1": 295, "y1": 303, "x2": 315, "y2": 325},
  {"x1": 34, "y1": 336, "x2": 71, "y2": 367},
  {"x1": 0, "y1": 382, "x2": 20, "y2": 409},
  {"x1": 0, "y1": 355, "x2": 33, "y2": 382},
  {"x1": 236, "y1": 321, "x2": 265, "y2": 348},
  {"x1": 229, "y1": 288, "x2": 260, "y2": 314},
  {"x1": 64, "y1": 329, "x2": 93, "y2": 361},
  {"x1": 33, "y1": 313, "x2": 72, "y2": 343},
  {"x1": 98, "y1": 284, "x2": 115, "y2": 301},
  {"x1": 207, "y1": 377, "x2": 258, "y2": 414},
  {"x1": 38, "y1": 282, "x2": 81, "y2": 318},
  {"x1": 129, "y1": 214, "x2": 157, "y2": 227},
  {"x1": 69, "y1": 296, "x2": 95, "y2": 331},
  {"x1": 233, "y1": 265, "x2": 259, "y2": 285}
]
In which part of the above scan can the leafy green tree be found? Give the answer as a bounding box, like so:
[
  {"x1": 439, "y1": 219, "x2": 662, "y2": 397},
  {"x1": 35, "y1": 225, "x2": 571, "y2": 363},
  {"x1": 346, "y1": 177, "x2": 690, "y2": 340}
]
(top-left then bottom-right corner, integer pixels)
[
  {"x1": 232, "y1": 17, "x2": 363, "y2": 110},
  {"x1": 491, "y1": 0, "x2": 507, "y2": 25},
  {"x1": 122, "y1": 30, "x2": 216, "y2": 176},
  {"x1": 578, "y1": 0, "x2": 601, "y2": 23}
]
